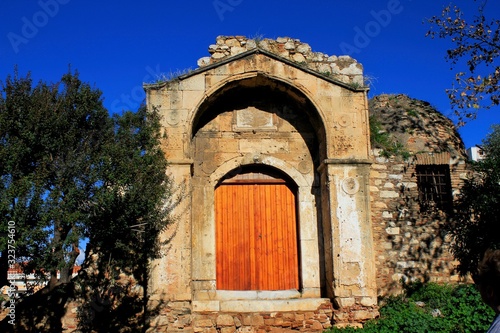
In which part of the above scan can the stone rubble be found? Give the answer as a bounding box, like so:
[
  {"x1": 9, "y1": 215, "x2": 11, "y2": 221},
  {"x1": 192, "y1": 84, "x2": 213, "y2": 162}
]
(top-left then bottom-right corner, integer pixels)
[{"x1": 197, "y1": 36, "x2": 364, "y2": 86}]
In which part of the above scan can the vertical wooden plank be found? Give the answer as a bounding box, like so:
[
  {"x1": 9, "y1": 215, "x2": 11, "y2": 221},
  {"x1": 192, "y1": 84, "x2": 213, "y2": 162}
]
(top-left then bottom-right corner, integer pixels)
[
  {"x1": 284, "y1": 185, "x2": 292, "y2": 289},
  {"x1": 283, "y1": 184, "x2": 291, "y2": 289},
  {"x1": 260, "y1": 184, "x2": 267, "y2": 290},
  {"x1": 287, "y1": 185, "x2": 299, "y2": 289},
  {"x1": 240, "y1": 184, "x2": 250, "y2": 290},
  {"x1": 221, "y1": 186, "x2": 231, "y2": 289},
  {"x1": 264, "y1": 184, "x2": 271, "y2": 290},
  {"x1": 233, "y1": 184, "x2": 241, "y2": 290},
  {"x1": 241, "y1": 184, "x2": 248, "y2": 289},
  {"x1": 220, "y1": 185, "x2": 227, "y2": 289},
  {"x1": 224, "y1": 185, "x2": 230, "y2": 289},
  {"x1": 231, "y1": 185, "x2": 241, "y2": 290},
  {"x1": 249, "y1": 184, "x2": 256, "y2": 290},
  {"x1": 215, "y1": 186, "x2": 221, "y2": 289},
  {"x1": 259, "y1": 184, "x2": 267, "y2": 290},
  {"x1": 216, "y1": 185, "x2": 226, "y2": 289},
  {"x1": 228, "y1": 185, "x2": 235, "y2": 290},
  {"x1": 267, "y1": 184, "x2": 273, "y2": 290},
  {"x1": 277, "y1": 184, "x2": 286, "y2": 290},
  {"x1": 271, "y1": 184, "x2": 280, "y2": 290},
  {"x1": 283, "y1": 184, "x2": 290, "y2": 290}
]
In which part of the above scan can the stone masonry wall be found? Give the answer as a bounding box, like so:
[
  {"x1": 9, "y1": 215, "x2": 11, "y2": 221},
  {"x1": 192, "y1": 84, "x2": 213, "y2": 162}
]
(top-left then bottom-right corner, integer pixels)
[
  {"x1": 368, "y1": 94, "x2": 469, "y2": 295},
  {"x1": 54, "y1": 300, "x2": 335, "y2": 333},
  {"x1": 148, "y1": 301, "x2": 334, "y2": 333},
  {"x1": 370, "y1": 152, "x2": 467, "y2": 296},
  {"x1": 197, "y1": 36, "x2": 364, "y2": 86}
]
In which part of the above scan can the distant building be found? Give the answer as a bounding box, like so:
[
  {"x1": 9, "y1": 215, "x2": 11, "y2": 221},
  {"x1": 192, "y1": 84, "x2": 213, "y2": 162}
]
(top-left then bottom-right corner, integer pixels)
[
  {"x1": 5, "y1": 264, "x2": 81, "y2": 295},
  {"x1": 466, "y1": 146, "x2": 485, "y2": 161}
]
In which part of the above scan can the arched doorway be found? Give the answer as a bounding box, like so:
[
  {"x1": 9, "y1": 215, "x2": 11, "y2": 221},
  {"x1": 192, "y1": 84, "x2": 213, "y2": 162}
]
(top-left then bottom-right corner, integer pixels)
[{"x1": 215, "y1": 167, "x2": 299, "y2": 291}]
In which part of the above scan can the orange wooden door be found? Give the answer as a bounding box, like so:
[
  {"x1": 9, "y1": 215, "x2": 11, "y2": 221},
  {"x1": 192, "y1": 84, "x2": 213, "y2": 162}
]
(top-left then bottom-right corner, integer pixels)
[{"x1": 215, "y1": 182, "x2": 299, "y2": 290}]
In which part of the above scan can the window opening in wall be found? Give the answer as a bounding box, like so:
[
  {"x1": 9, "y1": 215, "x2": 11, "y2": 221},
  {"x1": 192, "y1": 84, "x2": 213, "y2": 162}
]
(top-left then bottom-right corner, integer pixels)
[{"x1": 416, "y1": 164, "x2": 453, "y2": 213}]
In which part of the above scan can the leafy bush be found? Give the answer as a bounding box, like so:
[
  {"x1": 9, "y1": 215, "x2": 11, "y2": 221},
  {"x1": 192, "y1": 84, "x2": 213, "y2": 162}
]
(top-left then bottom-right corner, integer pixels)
[
  {"x1": 327, "y1": 282, "x2": 493, "y2": 333},
  {"x1": 448, "y1": 124, "x2": 500, "y2": 277}
]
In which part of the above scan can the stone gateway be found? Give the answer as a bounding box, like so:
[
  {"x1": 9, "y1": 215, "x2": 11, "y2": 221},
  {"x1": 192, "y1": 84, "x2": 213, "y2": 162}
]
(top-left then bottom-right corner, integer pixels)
[{"x1": 143, "y1": 36, "x2": 467, "y2": 332}]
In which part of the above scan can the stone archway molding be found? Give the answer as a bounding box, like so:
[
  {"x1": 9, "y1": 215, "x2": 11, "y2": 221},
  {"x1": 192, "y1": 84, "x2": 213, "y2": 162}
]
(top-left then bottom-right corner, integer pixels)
[
  {"x1": 209, "y1": 153, "x2": 312, "y2": 188},
  {"x1": 187, "y1": 71, "x2": 328, "y2": 146}
]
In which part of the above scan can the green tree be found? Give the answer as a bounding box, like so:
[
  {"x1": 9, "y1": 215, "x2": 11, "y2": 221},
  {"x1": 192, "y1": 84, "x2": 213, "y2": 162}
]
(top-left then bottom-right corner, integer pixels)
[
  {"x1": 0, "y1": 70, "x2": 173, "y2": 302},
  {"x1": 75, "y1": 105, "x2": 176, "y2": 332},
  {"x1": 448, "y1": 124, "x2": 500, "y2": 277},
  {"x1": 0, "y1": 70, "x2": 113, "y2": 291},
  {"x1": 426, "y1": 1, "x2": 500, "y2": 125}
]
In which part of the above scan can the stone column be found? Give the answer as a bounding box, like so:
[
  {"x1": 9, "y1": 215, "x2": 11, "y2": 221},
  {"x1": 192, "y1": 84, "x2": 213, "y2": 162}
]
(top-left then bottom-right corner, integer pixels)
[
  {"x1": 323, "y1": 160, "x2": 377, "y2": 318},
  {"x1": 150, "y1": 160, "x2": 193, "y2": 302}
]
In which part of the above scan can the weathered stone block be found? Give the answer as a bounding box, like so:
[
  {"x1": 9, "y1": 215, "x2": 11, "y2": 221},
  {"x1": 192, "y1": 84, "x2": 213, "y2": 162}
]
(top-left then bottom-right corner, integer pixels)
[
  {"x1": 242, "y1": 315, "x2": 264, "y2": 326},
  {"x1": 221, "y1": 327, "x2": 236, "y2": 333},
  {"x1": 336, "y1": 297, "x2": 355, "y2": 307},
  {"x1": 380, "y1": 190, "x2": 399, "y2": 198},
  {"x1": 360, "y1": 297, "x2": 377, "y2": 307},
  {"x1": 385, "y1": 227, "x2": 400, "y2": 235},
  {"x1": 382, "y1": 211, "x2": 393, "y2": 218},
  {"x1": 195, "y1": 318, "x2": 214, "y2": 328},
  {"x1": 372, "y1": 163, "x2": 387, "y2": 170},
  {"x1": 217, "y1": 315, "x2": 235, "y2": 327},
  {"x1": 353, "y1": 310, "x2": 377, "y2": 321}
]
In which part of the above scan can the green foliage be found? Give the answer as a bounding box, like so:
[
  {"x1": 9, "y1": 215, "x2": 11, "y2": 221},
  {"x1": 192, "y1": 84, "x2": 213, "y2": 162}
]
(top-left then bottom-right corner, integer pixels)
[
  {"x1": 448, "y1": 124, "x2": 500, "y2": 276},
  {"x1": 369, "y1": 115, "x2": 411, "y2": 160},
  {"x1": 0, "y1": 69, "x2": 113, "y2": 286},
  {"x1": 0, "y1": 69, "x2": 175, "y2": 331},
  {"x1": 407, "y1": 109, "x2": 419, "y2": 117},
  {"x1": 0, "y1": 69, "x2": 174, "y2": 331},
  {"x1": 426, "y1": 2, "x2": 500, "y2": 124},
  {"x1": 327, "y1": 282, "x2": 493, "y2": 333},
  {"x1": 348, "y1": 81, "x2": 363, "y2": 90}
]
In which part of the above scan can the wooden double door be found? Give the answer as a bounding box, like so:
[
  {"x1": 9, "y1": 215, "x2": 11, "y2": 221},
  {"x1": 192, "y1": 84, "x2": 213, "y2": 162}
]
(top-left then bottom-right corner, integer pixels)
[{"x1": 215, "y1": 175, "x2": 299, "y2": 291}]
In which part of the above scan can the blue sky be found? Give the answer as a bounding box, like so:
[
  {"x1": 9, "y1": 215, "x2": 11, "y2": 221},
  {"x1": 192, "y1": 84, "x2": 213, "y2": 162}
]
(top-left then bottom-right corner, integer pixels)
[{"x1": 2, "y1": 0, "x2": 500, "y2": 150}]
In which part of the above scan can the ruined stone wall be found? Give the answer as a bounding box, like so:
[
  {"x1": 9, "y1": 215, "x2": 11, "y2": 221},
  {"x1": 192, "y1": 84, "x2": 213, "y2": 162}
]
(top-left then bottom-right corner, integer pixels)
[
  {"x1": 368, "y1": 94, "x2": 469, "y2": 295},
  {"x1": 197, "y1": 36, "x2": 364, "y2": 87},
  {"x1": 370, "y1": 153, "x2": 466, "y2": 295}
]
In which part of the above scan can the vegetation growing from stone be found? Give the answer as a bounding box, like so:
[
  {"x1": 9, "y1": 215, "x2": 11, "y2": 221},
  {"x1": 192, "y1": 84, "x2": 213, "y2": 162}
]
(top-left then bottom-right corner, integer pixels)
[
  {"x1": 369, "y1": 115, "x2": 409, "y2": 159},
  {"x1": 0, "y1": 70, "x2": 175, "y2": 331},
  {"x1": 328, "y1": 281, "x2": 493, "y2": 333},
  {"x1": 426, "y1": 1, "x2": 500, "y2": 125},
  {"x1": 447, "y1": 124, "x2": 500, "y2": 277},
  {"x1": 369, "y1": 94, "x2": 465, "y2": 161}
]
